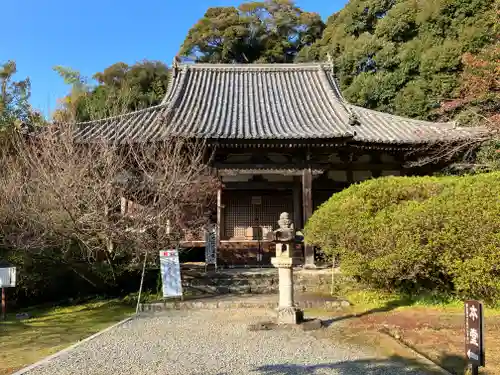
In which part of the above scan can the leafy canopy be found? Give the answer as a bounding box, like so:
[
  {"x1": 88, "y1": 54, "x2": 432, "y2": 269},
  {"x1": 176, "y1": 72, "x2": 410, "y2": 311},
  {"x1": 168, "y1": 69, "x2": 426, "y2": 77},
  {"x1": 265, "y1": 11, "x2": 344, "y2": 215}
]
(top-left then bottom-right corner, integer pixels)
[
  {"x1": 0, "y1": 61, "x2": 42, "y2": 131},
  {"x1": 180, "y1": 0, "x2": 325, "y2": 63},
  {"x1": 53, "y1": 60, "x2": 170, "y2": 122},
  {"x1": 297, "y1": 0, "x2": 498, "y2": 122}
]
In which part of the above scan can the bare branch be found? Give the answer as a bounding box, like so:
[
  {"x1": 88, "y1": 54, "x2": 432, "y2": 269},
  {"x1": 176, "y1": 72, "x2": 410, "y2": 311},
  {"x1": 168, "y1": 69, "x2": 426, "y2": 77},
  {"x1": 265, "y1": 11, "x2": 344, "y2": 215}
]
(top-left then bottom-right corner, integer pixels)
[{"x1": 0, "y1": 126, "x2": 219, "y2": 266}]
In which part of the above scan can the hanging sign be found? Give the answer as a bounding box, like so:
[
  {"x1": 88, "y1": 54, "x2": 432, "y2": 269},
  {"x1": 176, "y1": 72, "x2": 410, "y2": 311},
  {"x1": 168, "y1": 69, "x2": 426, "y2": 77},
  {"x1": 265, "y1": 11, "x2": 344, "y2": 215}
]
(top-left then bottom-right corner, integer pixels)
[
  {"x1": 251, "y1": 196, "x2": 262, "y2": 205},
  {"x1": 159, "y1": 249, "x2": 183, "y2": 298},
  {"x1": 465, "y1": 300, "x2": 485, "y2": 369}
]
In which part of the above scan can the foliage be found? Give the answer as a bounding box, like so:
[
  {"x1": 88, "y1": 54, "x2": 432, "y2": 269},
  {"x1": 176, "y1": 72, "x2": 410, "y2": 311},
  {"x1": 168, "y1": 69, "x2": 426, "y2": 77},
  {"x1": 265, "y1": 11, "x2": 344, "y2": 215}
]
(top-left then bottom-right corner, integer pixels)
[
  {"x1": 297, "y1": 0, "x2": 498, "y2": 122},
  {"x1": 53, "y1": 60, "x2": 170, "y2": 122},
  {"x1": 0, "y1": 129, "x2": 218, "y2": 305},
  {"x1": 305, "y1": 173, "x2": 500, "y2": 302},
  {"x1": 0, "y1": 60, "x2": 44, "y2": 131},
  {"x1": 180, "y1": 0, "x2": 324, "y2": 63}
]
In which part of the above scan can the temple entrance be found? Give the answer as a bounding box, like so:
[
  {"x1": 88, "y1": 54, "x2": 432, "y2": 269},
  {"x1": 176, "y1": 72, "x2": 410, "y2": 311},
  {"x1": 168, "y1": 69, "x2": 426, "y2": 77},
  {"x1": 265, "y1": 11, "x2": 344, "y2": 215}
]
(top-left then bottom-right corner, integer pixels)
[{"x1": 222, "y1": 189, "x2": 294, "y2": 241}]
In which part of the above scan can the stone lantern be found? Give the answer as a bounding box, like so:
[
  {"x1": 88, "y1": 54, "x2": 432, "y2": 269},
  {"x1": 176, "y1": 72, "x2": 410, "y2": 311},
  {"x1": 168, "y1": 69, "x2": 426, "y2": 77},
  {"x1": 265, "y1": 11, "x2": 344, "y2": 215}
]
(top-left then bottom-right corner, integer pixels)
[{"x1": 271, "y1": 212, "x2": 304, "y2": 324}]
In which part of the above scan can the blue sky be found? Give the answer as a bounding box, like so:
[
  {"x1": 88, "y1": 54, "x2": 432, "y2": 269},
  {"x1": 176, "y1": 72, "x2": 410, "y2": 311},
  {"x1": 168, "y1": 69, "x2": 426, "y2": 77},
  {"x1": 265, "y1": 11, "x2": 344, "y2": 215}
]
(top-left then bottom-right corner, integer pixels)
[{"x1": 2, "y1": 0, "x2": 347, "y2": 117}]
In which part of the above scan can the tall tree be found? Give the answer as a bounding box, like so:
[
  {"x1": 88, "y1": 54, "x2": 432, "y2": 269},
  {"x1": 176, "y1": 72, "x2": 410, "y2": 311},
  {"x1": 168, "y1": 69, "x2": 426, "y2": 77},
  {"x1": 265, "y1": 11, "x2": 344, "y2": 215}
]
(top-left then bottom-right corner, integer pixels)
[
  {"x1": 180, "y1": 0, "x2": 325, "y2": 63},
  {"x1": 0, "y1": 61, "x2": 42, "y2": 131},
  {"x1": 297, "y1": 0, "x2": 498, "y2": 121},
  {"x1": 53, "y1": 60, "x2": 170, "y2": 122}
]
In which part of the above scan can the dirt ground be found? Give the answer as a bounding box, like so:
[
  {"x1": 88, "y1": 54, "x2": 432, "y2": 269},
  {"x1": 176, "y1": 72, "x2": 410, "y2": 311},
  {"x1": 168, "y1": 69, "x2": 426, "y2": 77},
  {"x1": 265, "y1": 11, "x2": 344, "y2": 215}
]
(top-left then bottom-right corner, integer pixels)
[{"x1": 334, "y1": 306, "x2": 500, "y2": 375}]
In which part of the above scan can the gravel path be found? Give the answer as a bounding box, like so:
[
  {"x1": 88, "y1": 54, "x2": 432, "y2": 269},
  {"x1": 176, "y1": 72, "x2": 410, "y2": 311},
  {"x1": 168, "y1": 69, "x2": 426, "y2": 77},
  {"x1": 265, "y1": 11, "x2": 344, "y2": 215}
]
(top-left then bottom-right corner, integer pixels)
[{"x1": 23, "y1": 309, "x2": 430, "y2": 375}]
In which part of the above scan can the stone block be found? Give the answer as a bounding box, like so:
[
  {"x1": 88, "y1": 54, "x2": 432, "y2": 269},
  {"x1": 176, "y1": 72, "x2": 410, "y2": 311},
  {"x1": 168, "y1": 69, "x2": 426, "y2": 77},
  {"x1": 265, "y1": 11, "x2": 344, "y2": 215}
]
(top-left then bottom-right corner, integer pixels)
[
  {"x1": 301, "y1": 319, "x2": 323, "y2": 331},
  {"x1": 15, "y1": 312, "x2": 31, "y2": 320},
  {"x1": 248, "y1": 321, "x2": 277, "y2": 331},
  {"x1": 340, "y1": 300, "x2": 351, "y2": 307}
]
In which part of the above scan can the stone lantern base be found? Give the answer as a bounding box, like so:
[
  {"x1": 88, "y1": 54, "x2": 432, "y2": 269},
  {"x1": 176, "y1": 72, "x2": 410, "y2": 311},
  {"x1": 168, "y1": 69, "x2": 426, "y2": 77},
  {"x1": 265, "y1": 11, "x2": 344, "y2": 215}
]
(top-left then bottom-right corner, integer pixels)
[
  {"x1": 271, "y1": 256, "x2": 304, "y2": 325},
  {"x1": 277, "y1": 306, "x2": 304, "y2": 325}
]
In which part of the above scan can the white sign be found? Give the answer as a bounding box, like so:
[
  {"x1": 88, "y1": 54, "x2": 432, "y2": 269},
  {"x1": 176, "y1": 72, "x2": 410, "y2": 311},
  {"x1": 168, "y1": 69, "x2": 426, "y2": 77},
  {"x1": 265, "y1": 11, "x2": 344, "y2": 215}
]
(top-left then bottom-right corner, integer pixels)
[
  {"x1": 251, "y1": 196, "x2": 262, "y2": 205},
  {"x1": 159, "y1": 249, "x2": 183, "y2": 298},
  {"x1": 0, "y1": 267, "x2": 16, "y2": 288}
]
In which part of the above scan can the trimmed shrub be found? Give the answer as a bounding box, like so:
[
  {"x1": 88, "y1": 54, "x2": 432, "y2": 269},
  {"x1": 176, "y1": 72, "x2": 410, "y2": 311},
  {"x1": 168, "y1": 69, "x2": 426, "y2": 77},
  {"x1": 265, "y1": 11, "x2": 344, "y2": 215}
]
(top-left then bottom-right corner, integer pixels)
[{"x1": 305, "y1": 172, "x2": 500, "y2": 302}]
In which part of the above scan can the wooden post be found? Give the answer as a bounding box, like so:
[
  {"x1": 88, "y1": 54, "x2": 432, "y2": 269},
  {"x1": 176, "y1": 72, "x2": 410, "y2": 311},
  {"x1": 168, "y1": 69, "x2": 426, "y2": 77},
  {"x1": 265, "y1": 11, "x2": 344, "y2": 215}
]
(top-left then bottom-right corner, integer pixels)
[
  {"x1": 1, "y1": 287, "x2": 6, "y2": 320},
  {"x1": 216, "y1": 188, "x2": 223, "y2": 245},
  {"x1": 302, "y1": 166, "x2": 314, "y2": 267},
  {"x1": 292, "y1": 179, "x2": 302, "y2": 229}
]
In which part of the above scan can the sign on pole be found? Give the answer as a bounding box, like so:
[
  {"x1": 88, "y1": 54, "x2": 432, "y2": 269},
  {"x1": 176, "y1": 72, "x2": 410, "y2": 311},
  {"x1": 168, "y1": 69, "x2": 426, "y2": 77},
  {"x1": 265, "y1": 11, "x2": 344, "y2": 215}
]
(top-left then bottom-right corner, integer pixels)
[
  {"x1": 0, "y1": 266, "x2": 16, "y2": 288},
  {"x1": 0, "y1": 265, "x2": 16, "y2": 321},
  {"x1": 160, "y1": 249, "x2": 183, "y2": 298},
  {"x1": 205, "y1": 223, "x2": 218, "y2": 271},
  {"x1": 465, "y1": 300, "x2": 485, "y2": 372}
]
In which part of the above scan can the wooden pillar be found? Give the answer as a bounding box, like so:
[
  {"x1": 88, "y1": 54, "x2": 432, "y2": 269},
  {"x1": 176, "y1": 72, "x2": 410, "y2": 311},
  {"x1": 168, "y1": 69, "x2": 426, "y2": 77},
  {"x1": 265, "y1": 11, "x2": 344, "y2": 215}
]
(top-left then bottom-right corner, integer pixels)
[
  {"x1": 292, "y1": 178, "x2": 302, "y2": 229},
  {"x1": 216, "y1": 187, "x2": 223, "y2": 245},
  {"x1": 302, "y1": 166, "x2": 314, "y2": 267},
  {"x1": 371, "y1": 152, "x2": 382, "y2": 179}
]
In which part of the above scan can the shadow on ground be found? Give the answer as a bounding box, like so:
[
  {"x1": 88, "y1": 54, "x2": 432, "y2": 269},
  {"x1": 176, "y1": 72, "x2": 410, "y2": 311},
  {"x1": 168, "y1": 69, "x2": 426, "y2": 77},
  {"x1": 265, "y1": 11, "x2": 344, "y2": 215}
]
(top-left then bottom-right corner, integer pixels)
[
  {"x1": 322, "y1": 298, "x2": 410, "y2": 327},
  {"x1": 243, "y1": 355, "x2": 457, "y2": 374}
]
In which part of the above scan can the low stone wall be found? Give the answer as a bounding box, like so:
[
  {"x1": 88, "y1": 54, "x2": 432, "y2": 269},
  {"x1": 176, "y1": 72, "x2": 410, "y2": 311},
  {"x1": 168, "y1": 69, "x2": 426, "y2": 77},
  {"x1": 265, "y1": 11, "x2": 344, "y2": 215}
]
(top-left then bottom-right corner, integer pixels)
[
  {"x1": 181, "y1": 267, "x2": 347, "y2": 296},
  {"x1": 139, "y1": 294, "x2": 351, "y2": 313}
]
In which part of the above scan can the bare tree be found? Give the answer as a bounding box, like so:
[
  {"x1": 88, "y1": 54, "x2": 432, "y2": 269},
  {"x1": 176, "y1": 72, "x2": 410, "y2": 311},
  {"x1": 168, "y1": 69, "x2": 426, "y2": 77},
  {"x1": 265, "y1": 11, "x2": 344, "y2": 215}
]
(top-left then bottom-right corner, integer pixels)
[
  {"x1": 406, "y1": 116, "x2": 498, "y2": 171},
  {"x1": 0, "y1": 127, "x2": 219, "y2": 277}
]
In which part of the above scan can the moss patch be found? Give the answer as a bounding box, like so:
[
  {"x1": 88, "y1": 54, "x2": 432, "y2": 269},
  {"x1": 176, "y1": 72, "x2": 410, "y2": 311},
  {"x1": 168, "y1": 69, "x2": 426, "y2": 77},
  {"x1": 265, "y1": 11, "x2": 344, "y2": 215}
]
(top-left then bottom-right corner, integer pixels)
[{"x1": 0, "y1": 300, "x2": 134, "y2": 375}]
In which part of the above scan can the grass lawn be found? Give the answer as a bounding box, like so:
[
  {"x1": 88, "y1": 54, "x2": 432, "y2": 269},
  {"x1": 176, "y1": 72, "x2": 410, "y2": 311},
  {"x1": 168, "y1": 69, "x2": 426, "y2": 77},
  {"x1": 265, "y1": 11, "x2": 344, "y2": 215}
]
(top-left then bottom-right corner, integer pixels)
[
  {"x1": 320, "y1": 290, "x2": 500, "y2": 375},
  {"x1": 0, "y1": 300, "x2": 134, "y2": 375}
]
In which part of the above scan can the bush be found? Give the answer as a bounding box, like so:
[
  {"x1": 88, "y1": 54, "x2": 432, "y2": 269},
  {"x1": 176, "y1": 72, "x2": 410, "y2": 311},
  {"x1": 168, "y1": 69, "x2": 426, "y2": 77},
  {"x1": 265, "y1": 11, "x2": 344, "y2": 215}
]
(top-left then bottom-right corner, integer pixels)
[
  {"x1": 305, "y1": 172, "x2": 500, "y2": 302},
  {"x1": 0, "y1": 247, "x2": 160, "y2": 308}
]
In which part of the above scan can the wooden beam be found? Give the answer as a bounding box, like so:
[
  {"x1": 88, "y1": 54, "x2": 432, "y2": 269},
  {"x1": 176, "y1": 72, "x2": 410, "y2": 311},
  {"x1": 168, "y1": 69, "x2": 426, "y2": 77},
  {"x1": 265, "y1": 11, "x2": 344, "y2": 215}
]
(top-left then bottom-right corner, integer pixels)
[
  {"x1": 222, "y1": 181, "x2": 294, "y2": 190},
  {"x1": 217, "y1": 166, "x2": 325, "y2": 176},
  {"x1": 215, "y1": 162, "x2": 404, "y2": 171},
  {"x1": 302, "y1": 166, "x2": 314, "y2": 267}
]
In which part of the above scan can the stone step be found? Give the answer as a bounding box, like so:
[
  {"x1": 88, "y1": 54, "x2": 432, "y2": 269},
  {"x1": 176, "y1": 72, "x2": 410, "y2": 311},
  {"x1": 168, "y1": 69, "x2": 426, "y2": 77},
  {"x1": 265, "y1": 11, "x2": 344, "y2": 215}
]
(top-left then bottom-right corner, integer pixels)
[{"x1": 182, "y1": 281, "x2": 338, "y2": 295}]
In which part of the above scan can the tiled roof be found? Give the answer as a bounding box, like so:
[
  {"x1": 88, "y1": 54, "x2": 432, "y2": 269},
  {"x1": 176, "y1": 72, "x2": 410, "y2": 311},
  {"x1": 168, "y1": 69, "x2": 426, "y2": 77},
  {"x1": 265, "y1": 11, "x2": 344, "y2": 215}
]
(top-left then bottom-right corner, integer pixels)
[
  {"x1": 349, "y1": 105, "x2": 485, "y2": 144},
  {"x1": 73, "y1": 63, "x2": 486, "y2": 145}
]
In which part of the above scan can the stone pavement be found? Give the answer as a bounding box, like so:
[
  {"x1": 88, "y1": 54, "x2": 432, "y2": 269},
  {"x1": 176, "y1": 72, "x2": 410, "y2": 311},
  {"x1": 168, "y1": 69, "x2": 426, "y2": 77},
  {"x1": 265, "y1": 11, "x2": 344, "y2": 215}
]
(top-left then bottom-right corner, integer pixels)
[{"x1": 21, "y1": 309, "x2": 431, "y2": 375}]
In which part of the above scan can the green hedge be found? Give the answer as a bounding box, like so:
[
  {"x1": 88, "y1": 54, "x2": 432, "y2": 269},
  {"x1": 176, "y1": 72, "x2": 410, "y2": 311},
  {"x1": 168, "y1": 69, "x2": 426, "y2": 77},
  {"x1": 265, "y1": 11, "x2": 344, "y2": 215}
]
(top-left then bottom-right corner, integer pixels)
[{"x1": 305, "y1": 172, "x2": 500, "y2": 302}]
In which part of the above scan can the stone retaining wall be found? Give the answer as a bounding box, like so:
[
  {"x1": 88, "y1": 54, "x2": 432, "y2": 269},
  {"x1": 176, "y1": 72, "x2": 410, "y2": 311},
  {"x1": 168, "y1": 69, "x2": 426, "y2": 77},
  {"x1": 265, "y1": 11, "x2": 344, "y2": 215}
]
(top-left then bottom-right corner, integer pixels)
[
  {"x1": 181, "y1": 268, "x2": 348, "y2": 296},
  {"x1": 139, "y1": 295, "x2": 351, "y2": 313}
]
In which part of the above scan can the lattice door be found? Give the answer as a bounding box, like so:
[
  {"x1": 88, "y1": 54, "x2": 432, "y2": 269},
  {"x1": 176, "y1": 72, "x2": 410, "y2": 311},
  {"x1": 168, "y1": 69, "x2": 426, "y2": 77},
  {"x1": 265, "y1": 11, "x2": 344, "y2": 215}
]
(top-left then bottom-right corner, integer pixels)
[{"x1": 223, "y1": 190, "x2": 294, "y2": 240}]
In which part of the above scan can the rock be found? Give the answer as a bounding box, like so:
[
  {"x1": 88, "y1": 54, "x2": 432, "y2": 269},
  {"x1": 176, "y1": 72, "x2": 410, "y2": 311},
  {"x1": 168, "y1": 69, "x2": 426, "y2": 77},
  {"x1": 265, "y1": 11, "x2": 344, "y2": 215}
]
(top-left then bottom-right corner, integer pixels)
[
  {"x1": 300, "y1": 319, "x2": 323, "y2": 331},
  {"x1": 248, "y1": 321, "x2": 277, "y2": 331},
  {"x1": 340, "y1": 300, "x2": 351, "y2": 307},
  {"x1": 15, "y1": 312, "x2": 31, "y2": 320}
]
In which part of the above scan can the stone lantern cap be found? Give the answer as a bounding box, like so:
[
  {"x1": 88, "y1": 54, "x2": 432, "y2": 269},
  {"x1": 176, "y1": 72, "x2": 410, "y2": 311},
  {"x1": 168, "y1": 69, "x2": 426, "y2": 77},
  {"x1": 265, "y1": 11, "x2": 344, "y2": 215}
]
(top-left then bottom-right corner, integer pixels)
[{"x1": 272, "y1": 212, "x2": 295, "y2": 243}]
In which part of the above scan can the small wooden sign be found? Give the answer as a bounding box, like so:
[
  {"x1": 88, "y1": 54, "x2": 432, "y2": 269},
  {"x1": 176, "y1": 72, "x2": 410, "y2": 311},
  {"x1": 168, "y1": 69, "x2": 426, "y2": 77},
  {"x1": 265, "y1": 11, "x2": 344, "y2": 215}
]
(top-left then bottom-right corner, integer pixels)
[
  {"x1": 251, "y1": 196, "x2": 262, "y2": 205},
  {"x1": 465, "y1": 300, "x2": 485, "y2": 369}
]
